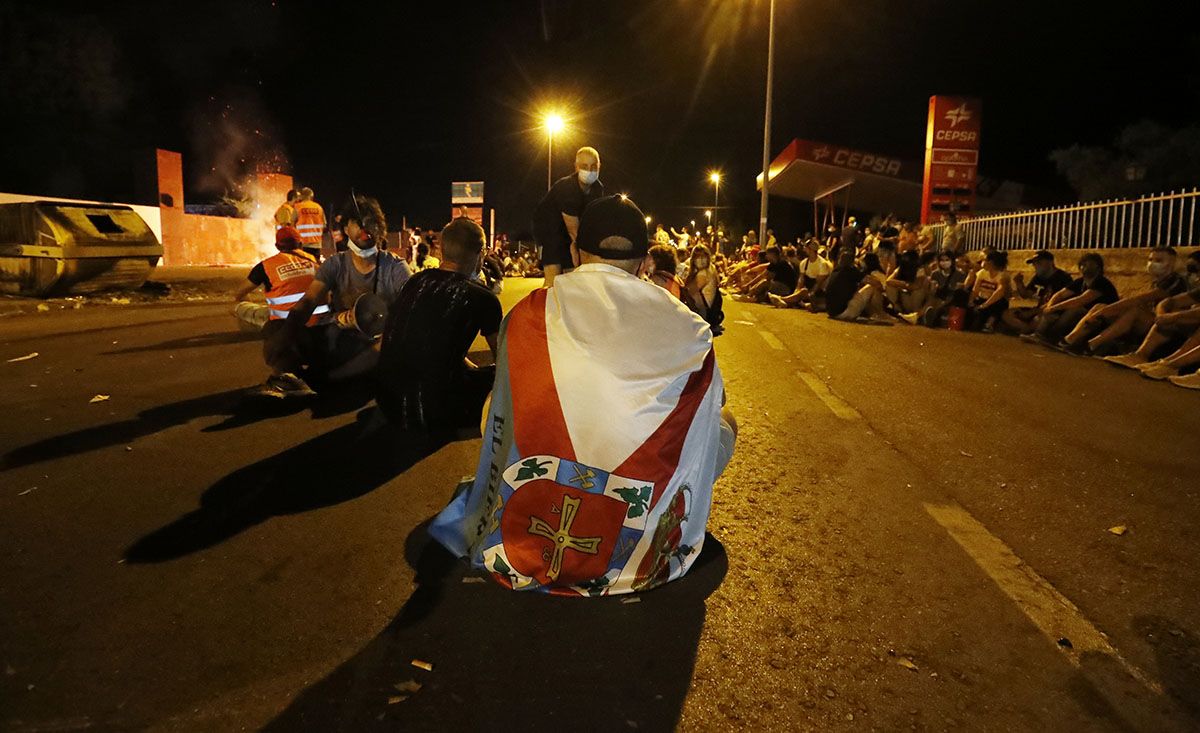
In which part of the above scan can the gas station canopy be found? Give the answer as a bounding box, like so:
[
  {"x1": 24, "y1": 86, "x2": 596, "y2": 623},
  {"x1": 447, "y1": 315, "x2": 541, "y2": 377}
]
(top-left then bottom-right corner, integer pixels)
[{"x1": 757, "y1": 139, "x2": 924, "y2": 220}]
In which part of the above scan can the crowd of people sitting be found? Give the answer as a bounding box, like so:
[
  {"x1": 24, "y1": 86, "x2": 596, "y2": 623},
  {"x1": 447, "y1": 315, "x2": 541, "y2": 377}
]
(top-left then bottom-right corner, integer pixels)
[{"x1": 643, "y1": 212, "x2": 1200, "y2": 391}]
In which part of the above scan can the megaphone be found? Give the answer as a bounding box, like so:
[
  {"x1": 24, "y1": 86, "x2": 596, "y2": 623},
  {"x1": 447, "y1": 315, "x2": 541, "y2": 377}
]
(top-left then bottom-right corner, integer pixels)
[{"x1": 335, "y1": 292, "x2": 389, "y2": 338}]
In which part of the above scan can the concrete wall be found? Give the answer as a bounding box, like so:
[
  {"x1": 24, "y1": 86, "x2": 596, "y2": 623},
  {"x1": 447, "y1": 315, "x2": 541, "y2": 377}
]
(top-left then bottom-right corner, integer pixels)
[{"x1": 992, "y1": 246, "x2": 1199, "y2": 298}]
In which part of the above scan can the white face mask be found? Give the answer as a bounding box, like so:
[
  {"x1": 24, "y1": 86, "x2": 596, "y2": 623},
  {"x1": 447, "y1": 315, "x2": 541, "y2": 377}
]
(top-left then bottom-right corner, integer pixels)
[
  {"x1": 578, "y1": 169, "x2": 598, "y2": 186},
  {"x1": 347, "y1": 239, "x2": 378, "y2": 259}
]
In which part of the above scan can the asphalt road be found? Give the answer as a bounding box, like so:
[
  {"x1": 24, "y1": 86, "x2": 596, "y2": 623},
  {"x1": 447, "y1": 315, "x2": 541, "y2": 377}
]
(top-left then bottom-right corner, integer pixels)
[{"x1": 2, "y1": 276, "x2": 1198, "y2": 732}]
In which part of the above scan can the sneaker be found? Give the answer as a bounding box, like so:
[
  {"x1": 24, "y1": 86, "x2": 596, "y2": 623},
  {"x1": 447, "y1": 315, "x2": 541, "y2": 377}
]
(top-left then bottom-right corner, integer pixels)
[
  {"x1": 899, "y1": 312, "x2": 920, "y2": 325},
  {"x1": 768, "y1": 294, "x2": 787, "y2": 308},
  {"x1": 270, "y1": 372, "x2": 316, "y2": 397},
  {"x1": 1140, "y1": 363, "x2": 1178, "y2": 381},
  {"x1": 1102, "y1": 353, "x2": 1148, "y2": 370},
  {"x1": 1167, "y1": 372, "x2": 1200, "y2": 390}
]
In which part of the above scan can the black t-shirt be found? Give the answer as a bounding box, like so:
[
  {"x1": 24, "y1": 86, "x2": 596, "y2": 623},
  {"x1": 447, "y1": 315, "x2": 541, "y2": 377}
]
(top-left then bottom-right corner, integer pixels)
[
  {"x1": 1066, "y1": 275, "x2": 1119, "y2": 304},
  {"x1": 1154, "y1": 271, "x2": 1189, "y2": 297},
  {"x1": 532, "y1": 174, "x2": 605, "y2": 267},
  {"x1": 377, "y1": 268, "x2": 503, "y2": 432},
  {"x1": 1027, "y1": 267, "x2": 1073, "y2": 303},
  {"x1": 248, "y1": 262, "x2": 271, "y2": 289},
  {"x1": 824, "y1": 265, "x2": 864, "y2": 316},
  {"x1": 767, "y1": 260, "x2": 798, "y2": 291}
]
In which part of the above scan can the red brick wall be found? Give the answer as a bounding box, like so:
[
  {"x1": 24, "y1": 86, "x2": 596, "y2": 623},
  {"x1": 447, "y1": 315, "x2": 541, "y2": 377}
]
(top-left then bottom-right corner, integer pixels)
[{"x1": 156, "y1": 149, "x2": 294, "y2": 266}]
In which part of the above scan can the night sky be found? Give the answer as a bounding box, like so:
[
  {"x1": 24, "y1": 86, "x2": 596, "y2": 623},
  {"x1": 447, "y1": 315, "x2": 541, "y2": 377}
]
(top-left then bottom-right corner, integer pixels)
[{"x1": 1, "y1": 0, "x2": 1196, "y2": 237}]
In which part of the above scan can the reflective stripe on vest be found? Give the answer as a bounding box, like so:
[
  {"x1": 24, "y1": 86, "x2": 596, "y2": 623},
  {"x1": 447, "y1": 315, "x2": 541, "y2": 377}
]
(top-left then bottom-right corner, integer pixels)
[
  {"x1": 270, "y1": 304, "x2": 329, "y2": 319},
  {"x1": 294, "y1": 202, "x2": 326, "y2": 244},
  {"x1": 263, "y1": 251, "x2": 318, "y2": 321}
]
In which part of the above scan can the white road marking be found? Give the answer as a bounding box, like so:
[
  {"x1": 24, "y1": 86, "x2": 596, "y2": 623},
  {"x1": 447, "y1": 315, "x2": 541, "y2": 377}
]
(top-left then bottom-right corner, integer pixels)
[
  {"x1": 924, "y1": 501, "x2": 1163, "y2": 695},
  {"x1": 796, "y1": 372, "x2": 861, "y2": 420},
  {"x1": 758, "y1": 330, "x2": 785, "y2": 350}
]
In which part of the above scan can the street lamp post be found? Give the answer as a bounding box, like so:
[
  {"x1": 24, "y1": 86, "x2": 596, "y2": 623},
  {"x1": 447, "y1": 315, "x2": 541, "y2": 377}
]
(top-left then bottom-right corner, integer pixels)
[
  {"x1": 545, "y1": 113, "x2": 565, "y2": 191},
  {"x1": 709, "y1": 170, "x2": 722, "y2": 225},
  {"x1": 757, "y1": 0, "x2": 776, "y2": 251}
]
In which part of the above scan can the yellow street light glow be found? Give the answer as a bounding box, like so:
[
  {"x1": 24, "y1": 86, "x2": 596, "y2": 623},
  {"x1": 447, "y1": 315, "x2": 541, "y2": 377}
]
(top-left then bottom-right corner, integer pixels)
[
  {"x1": 544, "y1": 113, "x2": 565, "y2": 134},
  {"x1": 709, "y1": 171, "x2": 722, "y2": 185},
  {"x1": 619, "y1": 193, "x2": 629, "y2": 200},
  {"x1": 645, "y1": 215, "x2": 652, "y2": 224},
  {"x1": 704, "y1": 209, "x2": 712, "y2": 218}
]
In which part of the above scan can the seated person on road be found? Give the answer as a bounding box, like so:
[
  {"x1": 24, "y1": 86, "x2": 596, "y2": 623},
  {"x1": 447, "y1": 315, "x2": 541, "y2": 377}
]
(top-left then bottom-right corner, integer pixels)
[
  {"x1": 262, "y1": 195, "x2": 412, "y2": 397},
  {"x1": 886, "y1": 249, "x2": 931, "y2": 321},
  {"x1": 1061, "y1": 247, "x2": 1187, "y2": 355},
  {"x1": 920, "y1": 250, "x2": 968, "y2": 327},
  {"x1": 1027, "y1": 253, "x2": 1119, "y2": 345},
  {"x1": 1104, "y1": 252, "x2": 1200, "y2": 381},
  {"x1": 429, "y1": 194, "x2": 737, "y2": 596},
  {"x1": 834, "y1": 252, "x2": 890, "y2": 323},
  {"x1": 822, "y1": 249, "x2": 864, "y2": 320},
  {"x1": 533, "y1": 146, "x2": 604, "y2": 286},
  {"x1": 770, "y1": 239, "x2": 832, "y2": 310},
  {"x1": 377, "y1": 217, "x2": 502, "y2": 445},
  {"x1": 682, "y1": 244, "x2": 723, "y2": 334},
  {"x1": 737, "y1": 245, "x2": 796, "y2": 303},
  {"x1": 965, "y1": 250, "x2": 1012, "y2": 332},
  {"x1": 646, "y1": 244, "x2": 684, "y2": 300},
  {"x1": 1002, "y1": 250, "x2": 1074, "y2": 335},
  {"x1": 233, "y1": 226, "x2": 328, "y2": 334}
]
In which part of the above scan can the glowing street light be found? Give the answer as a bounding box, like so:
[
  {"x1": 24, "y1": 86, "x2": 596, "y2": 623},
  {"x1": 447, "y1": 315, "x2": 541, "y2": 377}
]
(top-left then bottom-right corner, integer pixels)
[
  {"x1": 704, "y1": 209, "x2": 712, "y2": 221},
  {"x1": 708, "y1": 170, "x2": 722, "y2": 234},
  {"x1": 645, "y1": 215, "x2": 652, "y2": 224},
  {"x1": 544, "y1": 112, "x2": 566, "y2": 190}
]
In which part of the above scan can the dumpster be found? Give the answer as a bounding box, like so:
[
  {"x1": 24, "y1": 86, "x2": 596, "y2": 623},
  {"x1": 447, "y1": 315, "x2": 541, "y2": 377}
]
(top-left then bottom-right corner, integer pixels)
[{"x1": 0, "y1": 201, "x2": 163, "y2": 297}]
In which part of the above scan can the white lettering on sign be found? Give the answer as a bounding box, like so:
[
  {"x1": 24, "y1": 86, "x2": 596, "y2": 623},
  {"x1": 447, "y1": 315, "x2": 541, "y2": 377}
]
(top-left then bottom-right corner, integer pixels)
[
  {"x1": 827, "y1": 148, "x2": 902, "y2": 176},
  {"x1": 935, "y1": 130, "x2": 978, "y2": 143}
]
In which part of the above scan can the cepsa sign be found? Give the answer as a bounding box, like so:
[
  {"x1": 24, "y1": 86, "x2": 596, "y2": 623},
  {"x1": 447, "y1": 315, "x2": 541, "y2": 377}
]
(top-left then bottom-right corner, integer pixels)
[
  {"x1": 798, "y1": 140, "x2": 906, "y2": 178},
  {"x1": 921, "y1": 96, "x2": 982, "y2": 224}
]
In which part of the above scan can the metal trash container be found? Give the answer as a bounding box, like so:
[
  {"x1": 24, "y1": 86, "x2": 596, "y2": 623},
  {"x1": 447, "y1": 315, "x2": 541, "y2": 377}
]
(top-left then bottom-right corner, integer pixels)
[{"x1": 0, "y1": 201, "x2": 164, "y2": 297}]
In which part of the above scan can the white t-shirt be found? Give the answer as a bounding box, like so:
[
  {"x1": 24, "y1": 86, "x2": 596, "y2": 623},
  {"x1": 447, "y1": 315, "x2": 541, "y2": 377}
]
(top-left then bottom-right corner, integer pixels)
[{"x1": 798, "y1": 256, "x2": 832, "y2": 280}]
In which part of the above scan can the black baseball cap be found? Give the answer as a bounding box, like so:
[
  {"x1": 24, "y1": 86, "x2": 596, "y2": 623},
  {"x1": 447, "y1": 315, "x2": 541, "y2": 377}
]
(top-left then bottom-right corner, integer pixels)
[
  {"x1": 1025, "y1": 250, "x2": 1054, "y2": 264},
  {"x1": 576, "y1": 195, "x2": 650, "y2": 260}
]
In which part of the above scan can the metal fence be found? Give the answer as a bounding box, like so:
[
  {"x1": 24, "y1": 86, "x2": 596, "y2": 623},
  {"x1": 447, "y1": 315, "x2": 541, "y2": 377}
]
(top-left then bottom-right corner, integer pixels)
[{"x1": 927, "y1": 188, "x2": 1200, "y2": 252}]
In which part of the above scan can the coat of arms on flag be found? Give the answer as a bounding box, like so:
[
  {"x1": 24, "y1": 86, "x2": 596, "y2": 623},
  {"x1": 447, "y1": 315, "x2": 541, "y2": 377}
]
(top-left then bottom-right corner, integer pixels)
[{"x1": 475, "y1": 455, "x2": 671, "y2": 595}]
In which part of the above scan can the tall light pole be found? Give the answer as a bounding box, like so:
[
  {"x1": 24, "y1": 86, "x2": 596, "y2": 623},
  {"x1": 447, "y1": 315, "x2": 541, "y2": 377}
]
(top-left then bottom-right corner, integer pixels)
[
  {"x1": 709, "y1": 171, "x2": 722, "y2": 225},
  {"x1": 758, "y1": 0, "x2": 776, "y2": 250},
  {"x1": 545, "y1": 113, "x2": 565, "y2": 190}
]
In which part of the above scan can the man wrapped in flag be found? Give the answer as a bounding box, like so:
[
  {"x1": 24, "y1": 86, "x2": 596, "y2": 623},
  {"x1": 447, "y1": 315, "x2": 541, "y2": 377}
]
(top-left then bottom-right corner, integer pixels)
[{"x1": 430, "y1": 195, "x2": 737, "y2": 595}]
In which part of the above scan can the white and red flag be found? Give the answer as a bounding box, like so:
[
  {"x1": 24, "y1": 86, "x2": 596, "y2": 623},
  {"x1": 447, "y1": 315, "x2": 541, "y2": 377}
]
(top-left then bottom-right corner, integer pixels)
[{"x1": 429, "y1": 263, "x2": 728, "y2": 596}]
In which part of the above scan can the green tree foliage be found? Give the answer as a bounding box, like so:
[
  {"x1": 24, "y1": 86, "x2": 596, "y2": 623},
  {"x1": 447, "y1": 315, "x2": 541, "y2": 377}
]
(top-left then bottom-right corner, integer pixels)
[{"x1": 1050, "y1": 121, "x2": 1200, "y2": 201}]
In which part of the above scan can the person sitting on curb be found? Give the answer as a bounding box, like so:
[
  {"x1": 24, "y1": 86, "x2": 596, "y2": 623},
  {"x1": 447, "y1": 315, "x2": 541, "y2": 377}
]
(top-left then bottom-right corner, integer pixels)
[
  {"x1": 920, "y1": 250, "x2": 968, "y2": 327},
  {"x1": 1002, "y1": 250, "x2": 1073, "y2": 334},
  {"x1": 1104, "y1": 252, "x2": 1200, "y2": 384},
  {"x1": 261, "y1": 194, "x2": 412, "y2": 398},
  {"x1": 1024, "y1": 253, "x2": 1119, "y2": 346},
  {"x1": 965, "y1": 249, "x2": 1011, "y2": 331},
  {"x1": 1061, "y1": 247, "x2": 1188, "y2": 356},
  {"x1": 233, "y1": 226, "x2": 328, "y2": 335}
]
